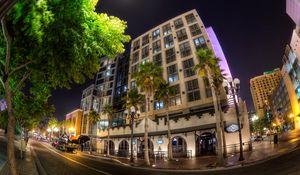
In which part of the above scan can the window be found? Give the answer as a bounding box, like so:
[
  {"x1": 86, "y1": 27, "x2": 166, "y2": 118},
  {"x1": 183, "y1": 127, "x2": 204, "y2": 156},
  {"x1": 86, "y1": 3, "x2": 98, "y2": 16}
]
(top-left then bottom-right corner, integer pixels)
[
  {"x1": 203, "y1": 78, "x2": 212, "y2": 97},
  {"x1": 133, "y1": 40, "x2": 140, "y2": 51},
  {"x1": 132, "y1": 51, "x2": 139, "y2": 64},
  {"x1": 162, "y1": 24, "x2": 172, "y2": 36},
  {"x1": 165, "y1": 48, "x2": 176, "y2": 64},
  {"x1": 185, "y1": 13, "x2": 196, "y2": 24},
  {"x1": 174, "y1": 18, "x2": 184, "y2": 29},
  {"x1": 176, "y1": 29, "x2": 188, "y2": 42},
  {"x1": 131, "y1": 64, "x2": 138, "y2": 75},
  {"x1": 193, "y1": 37, "x2": 207, "y2": 50},
  {"x1": 152, "y1": 40, "x2": 161, "y2": 54},
  {"x1": 189, "y1": 24, "x2": 202, "y2": 36},
  {"x1": 170, "y1": 84, "x2": 181, "y2": 106},
  {"x1": 154, "y1": 100, "x2": 164, "y2": 110},
  {"x1": 152, "y1": 29, "x2": 160, "y2": 40},
  {"x1": 130, "y1": 81, "x2": 136, "y2": 89},
  {"x1": 153, "y1": 53, "x2": 162, "y2": 66},
  {"x1": 167, "y1": 64, "x2": 179, "y2": 83},
  {"x1": 182, "y1": 58, "x2": 195, "y2": 77},
  {"x1": 142, "y1": 35, "x2": 149, "y2": 46},
  {"x1": 186, "y1": 79, "x2": 200, "y2": 102},
  {"x1": 142, "y1": 46, "x2": 149, "y2": 59},
  {"x1": 179, "y1": 42, "x2": 191, "y2": 57},
  {"x1": 164, "y1": 35, "x2": 174, "y2": 48}
]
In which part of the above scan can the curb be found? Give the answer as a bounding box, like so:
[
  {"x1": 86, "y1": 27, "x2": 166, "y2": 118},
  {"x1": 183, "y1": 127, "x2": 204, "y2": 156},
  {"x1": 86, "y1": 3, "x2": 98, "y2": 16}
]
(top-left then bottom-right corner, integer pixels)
[
  {"x1": 31, "y1": 146, "x2": 47, "y2": 175},
  {"x1": 82, "y1": 145, "x2": 300, "y2": 172}
]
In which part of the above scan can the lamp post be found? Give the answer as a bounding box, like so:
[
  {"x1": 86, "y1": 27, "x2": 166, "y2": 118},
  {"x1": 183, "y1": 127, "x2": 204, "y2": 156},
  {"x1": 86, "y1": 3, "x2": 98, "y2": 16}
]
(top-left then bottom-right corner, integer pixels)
[
  {"x1": 124, "y1": 106, "x2": 140, "y2": 163},
  {"x1": 223, "y1": 77, "x2": 244, "y2": 161}
]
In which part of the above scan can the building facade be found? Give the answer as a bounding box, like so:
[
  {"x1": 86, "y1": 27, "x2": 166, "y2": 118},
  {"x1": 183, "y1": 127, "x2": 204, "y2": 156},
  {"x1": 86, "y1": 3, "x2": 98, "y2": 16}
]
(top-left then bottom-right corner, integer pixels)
[
  {"x1": 95, "y1": 9, "x2": 251, "y2": 158},
  {"x1": 80, "y1": 84, "x2": 98, "y2": 136},
  {"x1": 250, "y1": 69, "x2": 281, "y2": 118},
  {"x1": 277, "y1": 0, "x2": 300, "y2": 128},
  {"x1": 65, "y1": 109, "x2": 83, "y2": 136}
]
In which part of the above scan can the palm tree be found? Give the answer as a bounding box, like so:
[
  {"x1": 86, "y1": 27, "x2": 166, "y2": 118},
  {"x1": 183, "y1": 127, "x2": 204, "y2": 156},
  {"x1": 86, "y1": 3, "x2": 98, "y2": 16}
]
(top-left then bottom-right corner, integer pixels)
[
  {"x1": 154, "y1": 81, "x2": 175, "y2": 160},
  {"x1": 88, "y1": 110, "x2": 101, "y2": 154},
  {"x1": 132, "y1": 62, "x2": 164, "y2": 166},
  {"x1": 102, "y1": 104, "x2": 115, "y2": 156},
  {"x1": 193, "y1": 48, "x2": 225, "y2": 165},
  {"x1": 211, "y1": 65, "x2": 228, "y2": 157},
  {"x1": 124, "y1": 89, "x2": 144, "y2": 110}
]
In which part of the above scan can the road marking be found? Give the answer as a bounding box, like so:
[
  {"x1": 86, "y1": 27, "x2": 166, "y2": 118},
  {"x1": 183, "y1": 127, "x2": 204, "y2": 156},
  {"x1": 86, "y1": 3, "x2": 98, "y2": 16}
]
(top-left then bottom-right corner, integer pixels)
[{"x1": 39, "y1": 142, "x2": 112, "y2": 175}]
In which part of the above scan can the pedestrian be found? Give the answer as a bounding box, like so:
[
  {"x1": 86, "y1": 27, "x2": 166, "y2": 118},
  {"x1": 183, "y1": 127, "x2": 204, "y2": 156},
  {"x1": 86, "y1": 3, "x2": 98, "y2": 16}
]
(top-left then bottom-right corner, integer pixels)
[{"x1": 274, "y1": 133, "x2": 278, "y2": 144}]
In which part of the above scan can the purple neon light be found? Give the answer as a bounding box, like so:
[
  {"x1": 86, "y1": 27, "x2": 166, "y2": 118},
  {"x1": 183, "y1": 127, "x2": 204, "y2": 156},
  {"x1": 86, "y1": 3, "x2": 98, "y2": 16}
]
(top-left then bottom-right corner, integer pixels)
[
  {"x1": 287, "y1": 0, "x2": 300, "y2": 26},
  {"x1": 205, "y1": 27, "x2": 232, "y2": 78}
]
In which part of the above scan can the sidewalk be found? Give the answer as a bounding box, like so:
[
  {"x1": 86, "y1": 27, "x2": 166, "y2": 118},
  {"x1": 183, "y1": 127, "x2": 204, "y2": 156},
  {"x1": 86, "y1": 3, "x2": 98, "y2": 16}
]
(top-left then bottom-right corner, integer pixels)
[
  {"x1": 0, "y1": 136, "x2": 39, "y2": 175},
  {"x1": 79, "y1": 133, "x2": 300, "y2": 170}
]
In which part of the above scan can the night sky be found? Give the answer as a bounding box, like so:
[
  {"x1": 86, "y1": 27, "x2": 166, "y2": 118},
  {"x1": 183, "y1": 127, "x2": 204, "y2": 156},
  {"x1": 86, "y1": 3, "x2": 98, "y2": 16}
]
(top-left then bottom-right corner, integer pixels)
[{"x1": 49, "y1": 0, "x2": 295, "y2": 120}]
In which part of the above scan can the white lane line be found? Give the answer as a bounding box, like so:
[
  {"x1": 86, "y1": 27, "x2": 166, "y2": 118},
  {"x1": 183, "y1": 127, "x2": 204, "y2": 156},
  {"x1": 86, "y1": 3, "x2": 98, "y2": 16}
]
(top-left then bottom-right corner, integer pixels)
[{"x1": 40, "y1": 142, "x2": 112, "y2": 175}]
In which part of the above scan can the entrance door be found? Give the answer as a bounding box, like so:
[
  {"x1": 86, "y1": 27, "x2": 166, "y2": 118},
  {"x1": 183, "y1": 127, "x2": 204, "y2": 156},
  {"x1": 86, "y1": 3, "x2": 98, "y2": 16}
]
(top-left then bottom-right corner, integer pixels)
[
  {"x1": 196, "y1": 132, "x2": 216, "y2": 156},
  {"x1": 172, "y1": 136, "x2": 187, "y2": 158},
  {"x1": 104, "y1": 140, "x2": 115, "y2": 155},
  {"x1": 118, "y1": 140, "x2": 129, "y2": 157},
  {"x1": 137, "y1": 139, "x2": 154, "y2": 158}
]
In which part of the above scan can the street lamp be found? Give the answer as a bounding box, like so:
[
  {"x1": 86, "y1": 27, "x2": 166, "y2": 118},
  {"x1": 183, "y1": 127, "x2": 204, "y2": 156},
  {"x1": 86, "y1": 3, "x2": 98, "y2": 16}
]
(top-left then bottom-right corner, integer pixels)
[
  {"x1": 223, "y1": 77, "x2": 244, "y2": 161},
  {"x1": 124, "y1": 106, "x2": 140, "y2": 163}
]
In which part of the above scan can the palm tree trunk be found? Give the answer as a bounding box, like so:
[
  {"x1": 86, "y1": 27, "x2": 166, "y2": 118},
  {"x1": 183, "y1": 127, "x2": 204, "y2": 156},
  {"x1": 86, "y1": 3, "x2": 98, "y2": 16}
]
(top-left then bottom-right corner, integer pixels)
[
  {"x1": 107, "y1": 127, "x2": 110, "y2": 156},
  {"x1": 207, "y1": 67, "x2": 224, "y2": 166},
  {"x1": 218, "y1": 95, "x2": 227, "y2": 157},
  {"x1": 166, "y1": 106, "x2": 173, "y2": 160},
  {"x1": 144, "y1": 96, "x2": 150, "y2": 166},
  {"x1": 2, "y1": 17, "x2": 17, "y2": 175},
  {"x1": 89, "y1": 124, "x2": 93, "y2": 154}
]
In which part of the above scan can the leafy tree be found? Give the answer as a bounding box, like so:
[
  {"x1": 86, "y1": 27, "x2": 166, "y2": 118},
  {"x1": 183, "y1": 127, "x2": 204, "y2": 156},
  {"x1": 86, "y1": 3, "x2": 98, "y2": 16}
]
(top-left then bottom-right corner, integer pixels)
[
  {"x1": 0, "y1": 0, "x2": 130, "y2": 174},
  {"x1": 154, "y1": 81, "x2": 175, "y2": 160},
  {"x1": 193, "y1": 48, "x2": 224, "y2": 165},
  {"x1": 132, "y1": 62, "x2": 164, "y2": 166},
  {"x1": 102, "y1": 104, "x2": 115, "y2": 156}
]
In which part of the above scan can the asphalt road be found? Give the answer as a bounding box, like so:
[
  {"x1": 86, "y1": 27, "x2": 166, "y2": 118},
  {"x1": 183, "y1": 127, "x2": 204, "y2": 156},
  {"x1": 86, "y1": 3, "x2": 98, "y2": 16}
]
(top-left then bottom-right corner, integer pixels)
[{"x1": 31, "y1": 139, "x2": 300, "y2": 175}]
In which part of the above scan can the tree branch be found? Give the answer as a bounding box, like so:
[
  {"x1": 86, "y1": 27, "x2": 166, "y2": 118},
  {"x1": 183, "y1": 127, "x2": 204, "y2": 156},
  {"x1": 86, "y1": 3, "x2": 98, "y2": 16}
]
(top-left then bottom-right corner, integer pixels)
[
  {"x1": 12, "y1": 70, "x2": 32, "y2": 95},
  {"x1": 9, "y1": 60, "x2": 33, "y2": 76},
  {"x1": 1, "y1": 17, "x2": 11, "y2": 75}
]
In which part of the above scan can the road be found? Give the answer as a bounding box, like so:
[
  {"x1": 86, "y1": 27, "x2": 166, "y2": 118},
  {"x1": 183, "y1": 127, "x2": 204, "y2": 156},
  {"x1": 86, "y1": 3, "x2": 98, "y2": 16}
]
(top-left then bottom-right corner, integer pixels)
[{"x1": 31, "y1": 138, "x2": 300, "y2": 175}]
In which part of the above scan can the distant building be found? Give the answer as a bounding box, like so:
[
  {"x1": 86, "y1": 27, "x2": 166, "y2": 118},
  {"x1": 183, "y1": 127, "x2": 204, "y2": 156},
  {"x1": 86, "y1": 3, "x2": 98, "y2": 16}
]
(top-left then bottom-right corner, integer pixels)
[
  {"x1": 65, "y1": 109, "x2": 83, "y2": 136},
  {"x1": 250, "y1": 69, "x2": 281, "y2": 117}
]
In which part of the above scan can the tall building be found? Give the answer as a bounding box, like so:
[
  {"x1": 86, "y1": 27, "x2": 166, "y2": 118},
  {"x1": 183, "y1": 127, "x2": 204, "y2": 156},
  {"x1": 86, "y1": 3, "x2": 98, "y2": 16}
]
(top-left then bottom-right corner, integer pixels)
[
  {"x1": 270, "y1": 76, "x2": 292, "y2": 124},
  {"x1": 112, "y1": 55, "x2": 129, "y2": 127},
  {"x1": 96, "y1": 9, "x2": 251, "y2": 158},
  {"x1": 80, "y1": 84, "x2": 98, "y2": 135},
  {"x1": 250, "y1": 69, "x2": 281, "y2": 117},
  {"x1": 274, "y1": 0, "x2": 300, "y2": 128}
]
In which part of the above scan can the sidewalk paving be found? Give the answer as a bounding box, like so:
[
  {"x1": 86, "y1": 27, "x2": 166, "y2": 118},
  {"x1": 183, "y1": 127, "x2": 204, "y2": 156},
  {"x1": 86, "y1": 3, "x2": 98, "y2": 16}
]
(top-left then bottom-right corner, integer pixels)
[
  {"x1": 0, "y1": 136, "x2": 39, "y2": 175},
  {"x1": 80, "y1": 132, "x2": 300, "y2": 170}
]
